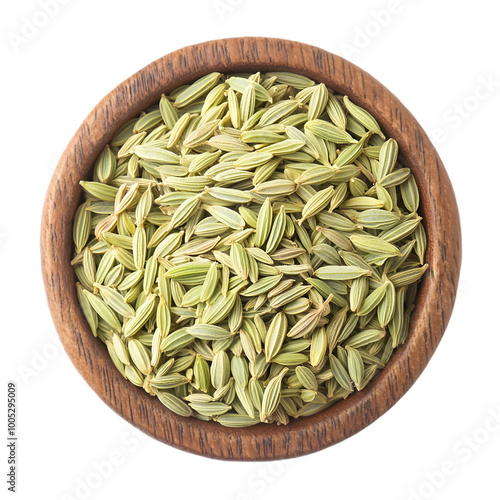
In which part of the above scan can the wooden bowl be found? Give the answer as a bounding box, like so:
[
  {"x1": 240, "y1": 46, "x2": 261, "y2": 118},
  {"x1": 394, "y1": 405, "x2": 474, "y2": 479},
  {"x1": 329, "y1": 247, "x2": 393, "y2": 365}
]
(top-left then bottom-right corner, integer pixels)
[{"x1": 41, "y1": 37, "x2": 461, "y2": 460}]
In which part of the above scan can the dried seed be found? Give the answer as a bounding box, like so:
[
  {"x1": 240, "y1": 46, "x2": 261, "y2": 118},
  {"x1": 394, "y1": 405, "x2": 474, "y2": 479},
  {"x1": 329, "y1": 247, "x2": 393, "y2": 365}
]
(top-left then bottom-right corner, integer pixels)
[
  {"x1": 76, "y1": 283, "x2": 98, "y2": 336},
  {"x1": 260, "y1": 100, "x2": 299, "y2": 126},
  {"x1": 128, "y1": 339, "x2": 152, "y2": 375},
  {"x1": 329, "y1": 354, "x2": 353, "y2": 392},
  {"x1": 241, "y1": 275, "x2": 282, "y2": 297},
  {"x1": 299, "y1": 186, "x2": 335, "y2": 224},
  {"x1": 210, "y1": 350, "x2": 230, "y2": 390},
  {"x1": 378, "y1": 279, "x2": 396, "y2": 327},
  {"x1": 266, "y1": 206, "x2": 286, "y2": 254},
  {"x1": 259, "y1": 139, "x2": 305, "y2": 155},
  {"x1": 308, "y1": 84, "x2": 329, "y2": 121},
  {"x1": 310, "y1": 327, "x2": 328, "y2": 366},
  {"x1": 174, "y1": 72, "x2": 221, "y2": 108},
  {"x1": 390, "y1": 264, "x2": 429, "y2": 287},
  {"x1": 261, "y1": 367, "x2": 288, "y2": 422},
  {"x1": 123, "y1": 294, "x2": 157, "y2": 337},
  {"x1": 350, "y1": 234, "x2": 401, "y2": 257},
  {"x1": 305, "y1": 119, "x2": 356, "y2": 144},
  {"x1": 156, "y1": 391, "x2": 192, "y2": 417},
  {"x1": 264, "y1": 312, "x2": 287, "y2": 362},
  {"x1": 205, "y1": 206, "x2": 245, "y2": 230},
  {"x1": 315, "y1": 265, "x2": 370, "y2": 280},
  {"x1": 226, "y1": 76, "x2": 271, "y2": 102},
  {"x1": 343, "y1": 96, "x2": 385, "y2": 139},
  {"x1": 94, "y1": 283, "x2": 135, "y2": 318},
  {"x1": 186, "y1": 324, "x2": 233, "y2": 341},
  {"x1": 401, "y1": 175, "x2": 420, "y2": 213},
  {"x1": 83, "y1": 289, "x2": 122, "y2": 333},
  {"x1": 357, "y1": 282, "x2": 389, "y2": 317},
  {"x1": 184, "y1": 119, "x2": 221, "y2": 148},
  {"x1": 346, "y1": 346, "x2": 365, "y2": 390}
]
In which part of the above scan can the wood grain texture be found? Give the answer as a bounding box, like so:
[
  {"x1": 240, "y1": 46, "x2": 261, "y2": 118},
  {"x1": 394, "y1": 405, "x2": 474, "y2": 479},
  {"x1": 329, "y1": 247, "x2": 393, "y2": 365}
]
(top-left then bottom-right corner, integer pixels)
[{"x1": 40, "y1": 37, "x2": 461, "y2": 461}]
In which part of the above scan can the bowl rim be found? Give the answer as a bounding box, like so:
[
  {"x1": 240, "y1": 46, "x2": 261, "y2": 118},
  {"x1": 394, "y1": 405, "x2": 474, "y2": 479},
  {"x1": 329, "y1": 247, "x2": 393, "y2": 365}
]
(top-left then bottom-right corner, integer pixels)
[{"x1": 40, "y1": 36, "x2": 461, "y2": 461}]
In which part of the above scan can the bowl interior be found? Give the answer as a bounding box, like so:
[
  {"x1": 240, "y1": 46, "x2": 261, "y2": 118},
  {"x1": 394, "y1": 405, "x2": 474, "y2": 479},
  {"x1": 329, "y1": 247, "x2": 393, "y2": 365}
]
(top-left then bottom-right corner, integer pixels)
[{"x1": 41, "y1": 37, "x2": 461, "y2": 460}]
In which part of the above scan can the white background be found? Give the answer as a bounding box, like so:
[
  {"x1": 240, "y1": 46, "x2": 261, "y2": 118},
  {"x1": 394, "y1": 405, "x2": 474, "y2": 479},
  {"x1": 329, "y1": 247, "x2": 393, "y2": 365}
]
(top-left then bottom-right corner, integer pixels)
[{"x1": 1, "y1": 1, "x2": 499, "y2": 499}]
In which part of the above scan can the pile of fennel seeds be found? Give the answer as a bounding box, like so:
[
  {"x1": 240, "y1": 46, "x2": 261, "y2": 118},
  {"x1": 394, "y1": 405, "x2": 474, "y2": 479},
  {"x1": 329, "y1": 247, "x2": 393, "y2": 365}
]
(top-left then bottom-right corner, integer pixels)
[{"x1": 72, "y1": 71, "x2": 428, "y2": 427}]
